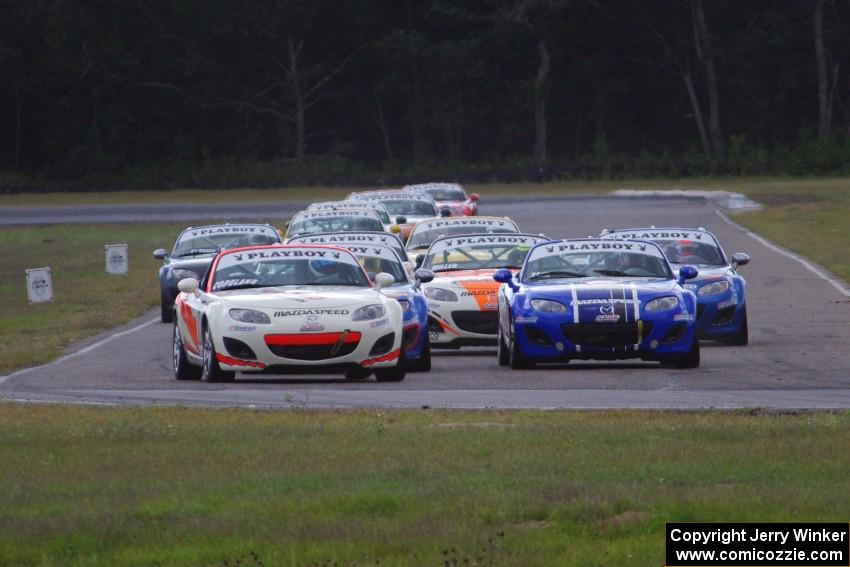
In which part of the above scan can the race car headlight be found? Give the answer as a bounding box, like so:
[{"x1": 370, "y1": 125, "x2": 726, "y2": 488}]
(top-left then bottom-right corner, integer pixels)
[
  {"x1": 173, "y1": 268, "x2": 200, "y2": 280},
  {"x1": 352, "y1": 304, "x2": 386, "y2": 321},
  {"x1": 397, "y1": 299, "x2": 411, "y2": 312},
  {"x1": 229, "y1": 308, "x2": 271, "y2": 324},
  {"x1": 531, "y1": 299, "x2": 567, "y2": 313},
  {"x1": 698, "y1": 280, "x2": 730, "y2": 296},
  {"x1": 645, "y1": 296, "x2": 679, "y2": 312},
  {"x1": 423, "y1": 287, "x2": 459, "y2": 302}
]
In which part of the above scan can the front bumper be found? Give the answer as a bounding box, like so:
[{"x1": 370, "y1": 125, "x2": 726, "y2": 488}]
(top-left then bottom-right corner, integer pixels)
[
  {"x1": 695, "y1": 293, "x2": 745, "y2": 339},
  {"x1": 512, "y1": 310, "x2": 696, "y2": 361},
  {"x1": 214, "y1": 322, "x2": 403, "y2": 374},
  {"x1": 427, "y1": 310, "x2": 498, "y2": 348}
]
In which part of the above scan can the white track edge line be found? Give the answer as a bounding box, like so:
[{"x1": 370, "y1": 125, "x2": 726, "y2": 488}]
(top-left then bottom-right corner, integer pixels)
[
  {"x1": 715, "y1": 209, "x2": 850, "y2": 297},
  {"x1": 0, "y1": 317, "x2": 159, "y2": 385}
]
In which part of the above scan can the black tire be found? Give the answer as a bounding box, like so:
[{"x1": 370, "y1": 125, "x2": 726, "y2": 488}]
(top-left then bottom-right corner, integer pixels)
[
  {"x1": 724, "y1": 307, "x2": 749, "y2": 346},
  {"x1": 344, "y1": 366, "x2": 372, "y2": 380},
  {"x1": 497, "y1": 325, "x2": 510, "y2": 367},
  {"x1": 160, "y1": 289, "x2": 174, "y2": 323},
  {"x1": 201, "y1": 324, "x2": 235, "y2": 383},
  {"x1": 409, "y1": 338, "x2": 432, "y2": 372},
  {"x1": 375, "y1": 348, "x2": 407, "y2": 382},
  {"x1": 173, "y1": 321, "x2": 201, "y2": 380},
  {"x1": 509, "y1": 331, "x2": 535, "y2": 370},
  {"x1": 671, "y1": 334, "x2": 701, "y2": 369}
]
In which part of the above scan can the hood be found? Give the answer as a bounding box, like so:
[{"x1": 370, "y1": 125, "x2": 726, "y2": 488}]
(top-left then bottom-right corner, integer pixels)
[
  {"x1": 525, "y1": 278, "x2": 679, "y2": 296},
  {"x1": 211, "y1": 285, "x2": 380, "y2": 309}
]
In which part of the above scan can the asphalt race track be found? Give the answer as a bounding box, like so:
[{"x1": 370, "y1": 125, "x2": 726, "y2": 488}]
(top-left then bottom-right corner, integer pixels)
[{"x1": 3, "y1": 195, "x2": 850, "y2": 410}]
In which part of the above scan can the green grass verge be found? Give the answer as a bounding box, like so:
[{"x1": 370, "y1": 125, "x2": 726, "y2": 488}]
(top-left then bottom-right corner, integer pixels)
[
  {"x1": 0, "y1": 405, "x2": 848, "y2": 566},
  {"x1": 0, "y1": 222, "x2": 240, "y2": 374},
  {"x1": 4, "y1": 175, "x2": 843, "y2": 207}
]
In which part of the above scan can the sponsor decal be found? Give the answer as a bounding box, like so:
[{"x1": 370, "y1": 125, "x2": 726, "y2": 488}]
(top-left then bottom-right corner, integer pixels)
[
  {"x1": 432, "y1": 263, "x2": 459, "y2": 270},
  {"x1": 606, "y1": 231, "x2": 705, "y2": 241},
  {"x1": 297, "y1": 210, "x2": 375, "y2": 219},
  {"x1": 548, "y1": 242, "x2": 644, "y2": 253},
  {"x1": 423, "y1": 219, "x2": 506, "y2": 229},
  {"x1": 231, "y1": 249, "x2": 333, "y2": 261},
  {"x1": 227, "y1": 324, "x2": 257, "y2": 332},
  {"x1": 717, "y1": 298, "x2": 738, "y2": 309},
  {"x1": 189, "y1": 226, "x2": 269, "y2": 237},
  {"x1": 274, "y1": 308, "x2": 350, "y2": 317},
  {"x1": 359, "y1": 348, "x2": 401, "y2": 367},
  {"x1": 460, "y1": 289, "x2": 493, "y2": 296},
  {"x1": 212, "y1": 278, "x2": 259, "y2": 291},
  {"x1": 572, "y1": 298, "x2": 640, "y2": 305},
  {"x1": 673, "y1": 313, "x2": 695, "y2": 321},
  {"x1": 595, "y1": 314, "x2": 621, "y2": 323},
  {"x1": 443, "y1": 235, "x2": 537, "y2": 246},
  {"x1": 299, "y1": 323, "x2": 326, "y2": 332},
  {"x1": 514, "y1": 315, "x2": 538, "y2": 323},
  {"x1": 370, "y1": 318, "x2": 390, "y2": 328},
  {"x1": 482, "y1": 303, "x2": 497, "y2": 310}
]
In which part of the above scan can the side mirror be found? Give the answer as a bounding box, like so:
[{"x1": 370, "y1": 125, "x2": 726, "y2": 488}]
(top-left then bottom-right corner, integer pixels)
[
  {"x1": 415, "y1": 254, "x2": 426, "y2": 269},
  {"x1": 415, "y1": 268, "x2": 434, "y2": 285},
  {"x1": 470, "y1": 193, "x2": 480, "y2": 202},
  {"x1": 395, "y1": 215, "x2": 407, "y2": 225},
  {"x1": 439, "y1": 206, "x2": 452, "y2": 217},
  {"x1": 678, "y1": 265, "x2": 699, "y2": 285},
  {"x1": 374, "y1": 272, "x2": 394, "y2": 291},
  {"x1": 493, "y1": 268, "x2": 519, "y2": 292},
  {"x1": 177, "y1": 277, "x2": 201, "y2": 298},
  {"x1": 153, "y1": 248, "x2": 169, "y2": 260},
  {"x1": 731, "y1": 252, "x2": 750, "y2": 269}
]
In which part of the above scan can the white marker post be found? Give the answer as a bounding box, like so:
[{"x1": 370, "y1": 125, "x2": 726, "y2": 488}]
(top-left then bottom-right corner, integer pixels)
[
  {"x1": 105, "y1": 243, "x2": 129, "y2": 275},
  {"x1": 26, "y1": 267, "x2": 54, "y2": 303}
]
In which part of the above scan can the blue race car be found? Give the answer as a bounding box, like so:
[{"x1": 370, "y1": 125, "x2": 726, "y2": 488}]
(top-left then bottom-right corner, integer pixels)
[
  {"x1": 493, "y1": 238, "x2": 700, "y2": 368},
  {"x1": 281, "y1": 233, "x2": 434, "y2": 371},
  {"x1": 600, "y1": 227, "x2": 750, "y2": 345}
]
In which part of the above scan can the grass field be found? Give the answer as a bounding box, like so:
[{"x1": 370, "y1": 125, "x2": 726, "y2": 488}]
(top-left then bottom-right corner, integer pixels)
[
  {"x1": 0, "y1": 222, "x2": 251, "y2": 374},
  {"x1": 4, "y1": 175, "x2": 845, "y2": 207},
  {"x1": 0, "y1": 405, "x2": 848, "y2": 566}
]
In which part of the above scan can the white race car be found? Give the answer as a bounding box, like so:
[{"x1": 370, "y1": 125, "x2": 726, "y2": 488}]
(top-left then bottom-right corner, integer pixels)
[
  {"x1": 405, "y1": 216, "x2": 521, "y2": 259},
  {"x1": 345, "y1": 190, "x2": 442, "y2": 241},
  {"x1": 306, "y1": 201, "x2": 397, "y2": 232},
  {"x1": 172, "y1": 244, "x2": 407, "y2": 382},
  {"x1": 420, "y1": 233, "x2": 549, "y2": 348}
]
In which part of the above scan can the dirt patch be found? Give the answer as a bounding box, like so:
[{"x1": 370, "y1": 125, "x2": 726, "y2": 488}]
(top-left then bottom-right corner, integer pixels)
[
  {"x1": 514, "y1": 520, "x2": 554, "y2": 530},
  {"x1": 752, "y1": 192, "x2": 824, "y2": 206},
  {"x1": 597, "y1": 510, "x2": 649, "y2": 532}
]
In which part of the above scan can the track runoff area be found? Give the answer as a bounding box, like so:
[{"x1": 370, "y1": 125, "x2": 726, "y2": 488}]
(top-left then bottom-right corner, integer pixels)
[{"x1": 3, "y1": 193, "x2": 850, "y2": 410}]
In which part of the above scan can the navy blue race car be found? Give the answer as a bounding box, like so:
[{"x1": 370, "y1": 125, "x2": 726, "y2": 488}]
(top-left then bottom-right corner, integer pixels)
[
  {"x1": 278, "y1": 235, "x2": 434, "y2": 371},
  {"x1": 600, "y1": 227, "x2": 750, "y2": 345},
  {"x1": 493, "y1": 238, "x2": 701, "y2": 368},
  {"x1": 154, "y1": 223, "x2": 282, "y2": 322}
]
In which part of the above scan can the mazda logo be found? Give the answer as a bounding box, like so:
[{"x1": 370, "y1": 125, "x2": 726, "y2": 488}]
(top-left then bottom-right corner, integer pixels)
[{"x1": 599, "y1": 304, "x2": 614, "y2": 315}]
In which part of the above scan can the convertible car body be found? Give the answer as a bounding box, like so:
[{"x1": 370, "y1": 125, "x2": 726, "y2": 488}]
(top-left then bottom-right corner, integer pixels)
[
  {"x1": 172, "y1": 245, "x2": 407, "y2": 382},
  {"x1": 405, "y1": 216, "x2": 521, "y2": 259},
  {"x1": 600, "y1": 227, "x2": 750, "y2": 345},
  {"x1": 494, "y1": 238, "x2": 701, "y2": 368},
  {"x1": 346, "y1": 190, "x2": 441, "y2": 241},
  {"x1": 153, "y1": 223, "x2": 282, "y2": 322},
  {"x1": 402, "y1": 182, "x2": 479, "y2": 217},
  {"x1": 420, "y1": 233, "x2": 548, "y2": 348}
]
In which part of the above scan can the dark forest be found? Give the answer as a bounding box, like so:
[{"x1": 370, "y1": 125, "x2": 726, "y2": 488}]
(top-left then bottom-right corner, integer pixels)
[{"x1": 2, "y1": 0, "x2": 850, "y2": 188}]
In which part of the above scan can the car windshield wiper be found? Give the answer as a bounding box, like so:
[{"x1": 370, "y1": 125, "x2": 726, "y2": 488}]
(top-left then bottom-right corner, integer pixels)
[
  {"x1": 593, "y1": 269, "x2": 628, "y2": 276},
  {"x1": 213, "y1": 283, "x2": 265, "y2": 292},
  {"x1": 431, "y1": 267, "x2": 472, "y2": 272},
  {"x1": 527, "y1": 270, "x2": 585, "y2": 280}
]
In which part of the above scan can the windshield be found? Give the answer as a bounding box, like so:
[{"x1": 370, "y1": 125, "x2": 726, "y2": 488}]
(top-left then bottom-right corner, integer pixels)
[
  {"x1": 212, "y1": 258, "x2": 370, "y2": 291},
  {"x1": 354, "y1": 255, "x2": 407, "y2": 284},
  {"x1": 173, "y1": 230, "x2": 279, "y2": 258},
  {"x1": 423, "y1": 187, "x2": 465, "y2": 201},
  {"x1": 288, "y1": 216, "x2": 384, "y2": 236},
  {"x1": 655, "y1": 239, "x2": 725, "y2": 266},
  {"x1": 408, "y1": 225, "x2": 518, "y2": 249},
  {"x1": 381, "y1": 199, "x2": 437, "y2": 216},
  {"x1": 423, "y1": 243, "x2": 533, "y2": 272},
  {"x1": 523, "y1": 249, "x2": 671, "y2": 282}
]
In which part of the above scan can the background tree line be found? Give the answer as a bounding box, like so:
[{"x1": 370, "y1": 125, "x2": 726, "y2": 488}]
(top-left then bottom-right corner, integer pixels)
[{"x1": 1, "y1": 0, "x2": 849, "y2": 190}]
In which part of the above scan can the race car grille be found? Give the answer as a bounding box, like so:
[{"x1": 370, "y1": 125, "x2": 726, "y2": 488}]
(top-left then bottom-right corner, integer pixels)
[
  {"x1": 560, "y1": 322, "x2": 654, "y2": 349},
  {"x1": 451, "y1": 311, "x2": 498, "y2": 335},
  {"x1": 402, "y1": 324, "x2": 420, "y2": 350},
  {"x1": 265, "y1": 332, "x2": 361, "y2": 361}
]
